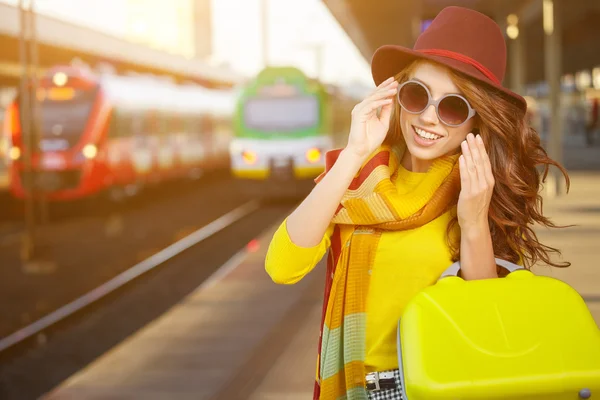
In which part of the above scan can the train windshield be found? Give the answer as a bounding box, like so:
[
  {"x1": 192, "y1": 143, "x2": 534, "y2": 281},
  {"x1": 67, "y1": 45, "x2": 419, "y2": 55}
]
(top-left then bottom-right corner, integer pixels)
[
  {"x1": 16, "y1": 86, "x2": 98, "y2": 150},
  {"x1": 37, "y1": 86, "x2": 97, "y2": 140},
  {"x1": 243, "y1": 95, "x2": 319, "y2": 132}
]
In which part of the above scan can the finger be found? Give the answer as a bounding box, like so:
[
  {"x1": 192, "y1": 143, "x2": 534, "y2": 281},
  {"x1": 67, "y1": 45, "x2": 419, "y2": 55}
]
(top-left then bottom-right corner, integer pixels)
[
  {"x1": 383, "y1": 78, "x2": 398, "y2": 90},
  {"x1": 353, "y1": 97, "x2": 384, "y2": 118},
  {"x1": 368, "y1": 79, "x2": 393, "y2": 97},
  {"x1": 377, "y1": 76, "x2": 395, "y2": 88},
  {"x1": 476, "y1": 135, "x2": 495, "y2": 185},
  {"x1": 369, "y1": 86, "x2": 398, "y2": 102},
  {"x1": 379, "y1": 101, "x2": 393, "y2": 124},
  {"x1": 356, "y1": 79, "x2": 397, "y2": 118},
  {"x1": 369, "y1": 78, "x2": 398, "y2": 98},
  {"x1": 364, "y1": 98, "x2": 393, "y2": 115},
  {"x1": 377, "y1": 77, "x2": 398, "y2": 93},
  {"x1": 467, "y1": 134, "x2": 487, "y2": 188},
  {"x1": 459, "y1": 155, "x2": 470, "y2": 192},
  {"x1": 461, "y1": 139, "x2": 478, "y2": 187}
]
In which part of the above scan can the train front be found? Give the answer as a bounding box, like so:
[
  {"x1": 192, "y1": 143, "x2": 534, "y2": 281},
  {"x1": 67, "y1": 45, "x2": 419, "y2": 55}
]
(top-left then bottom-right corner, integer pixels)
[
  {"x1": 7, "y1": 67, "x2": 109, "y2": 201},
  {"x1": 230, "y1": 68, "x2": 332, "y2": 197}
]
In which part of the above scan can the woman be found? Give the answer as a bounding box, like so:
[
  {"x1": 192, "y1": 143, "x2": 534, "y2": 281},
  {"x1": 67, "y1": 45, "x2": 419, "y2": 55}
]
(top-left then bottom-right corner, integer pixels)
[{"x1": 265, "y1": 6, "x2": 569, "y2": 400}]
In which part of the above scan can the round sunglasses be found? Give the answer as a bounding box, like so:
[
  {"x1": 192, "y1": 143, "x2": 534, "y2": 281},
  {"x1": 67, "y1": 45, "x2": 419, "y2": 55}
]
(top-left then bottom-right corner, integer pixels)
[{"x1": 397, "y1": 80, "x2": 477, "y2": 127}]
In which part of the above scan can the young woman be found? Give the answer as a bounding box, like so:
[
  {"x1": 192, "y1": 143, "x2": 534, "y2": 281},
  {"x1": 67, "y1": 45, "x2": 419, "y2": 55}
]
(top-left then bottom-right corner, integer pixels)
[{"x1": 265, "y1": 6, "x2": 569, "y2": 400}]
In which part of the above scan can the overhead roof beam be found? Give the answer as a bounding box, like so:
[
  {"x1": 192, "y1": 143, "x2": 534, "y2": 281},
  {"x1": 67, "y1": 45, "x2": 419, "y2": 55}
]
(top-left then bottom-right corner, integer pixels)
[
  {"x1": 0, "y1": 2, "x2": 243, "y2": 84},
  {"x1": 322, "y1": 0, "x2": 374, "y2": 60}
]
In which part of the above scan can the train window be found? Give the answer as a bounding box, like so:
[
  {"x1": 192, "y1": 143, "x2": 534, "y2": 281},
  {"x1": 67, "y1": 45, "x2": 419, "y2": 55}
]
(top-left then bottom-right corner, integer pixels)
[
  {"x1": 107, "y1": 111, "x2": 119, "y2": 138},
  {"x1": 23, "y1": 86, "x2": 99, "y2": 142},
  {"x1": 148, "y1": 112, "x2": 167, "y2": 136},
  {"x1": 117, "y1": 112, "x2": 133, "y2": 138},
  {"x1": 158, "y1": 113, "x2": 169, "y2": 136},
  {"x1": 170, "y1": 115, "x2": 183, "y2": 134},
  {"x1": 165, "y1": 114, "x2": 179, "y2": 135},
  {"x1": 131, "y1": 113, "x2": 144, "y2": 137},
  {"x1": 107, "y1": 110, "x2": 132, "y2": 138},
  {"x1": 185, "y1": 117, "x2": 196, "y2": 135},
  {"x1": 142, "y1": 113, "x2": 151, "y2": 136},
  {"x1": 188, "y1": 116, "x2": 205, "y2": 139},
  {"x1": 243, "y1": 95, "x2": 319, "y2": 132},
  {"x1": 201, "y1": 115, "x2": 213, "y2": 133}
]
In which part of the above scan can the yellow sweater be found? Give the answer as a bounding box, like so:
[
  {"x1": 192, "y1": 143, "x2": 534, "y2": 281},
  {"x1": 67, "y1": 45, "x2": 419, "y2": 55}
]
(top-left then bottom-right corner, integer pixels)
[{"x1": 265, "y1": 163, "x2": 459, "y2": 372}]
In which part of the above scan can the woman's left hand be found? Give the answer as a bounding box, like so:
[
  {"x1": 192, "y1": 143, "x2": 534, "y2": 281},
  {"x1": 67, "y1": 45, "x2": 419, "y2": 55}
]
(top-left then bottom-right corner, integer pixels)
[{"x1": 457, "y1": 133, "x2": 495, "y2": 233}]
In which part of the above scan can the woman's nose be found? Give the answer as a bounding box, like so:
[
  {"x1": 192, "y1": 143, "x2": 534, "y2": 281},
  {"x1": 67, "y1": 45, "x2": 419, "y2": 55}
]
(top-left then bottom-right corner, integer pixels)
[{"x1": 419, "y1": 104, "x2": 439, "y2": 125}]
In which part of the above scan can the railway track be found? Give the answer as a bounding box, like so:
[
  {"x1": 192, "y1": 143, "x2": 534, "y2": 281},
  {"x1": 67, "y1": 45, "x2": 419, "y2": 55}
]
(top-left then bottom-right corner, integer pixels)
[
  {"x1": 0, "y1": 199, "x2": 294, "y2": 400},
  {"x1": 0, "y1": 172, "x2": 250, "y2": 337}
]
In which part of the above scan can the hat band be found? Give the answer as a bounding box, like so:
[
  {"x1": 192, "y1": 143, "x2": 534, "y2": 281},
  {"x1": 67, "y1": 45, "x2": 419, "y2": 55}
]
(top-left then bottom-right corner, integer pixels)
[{"x1": 418, "y1": 49, "x2": 500, "y2": 85}]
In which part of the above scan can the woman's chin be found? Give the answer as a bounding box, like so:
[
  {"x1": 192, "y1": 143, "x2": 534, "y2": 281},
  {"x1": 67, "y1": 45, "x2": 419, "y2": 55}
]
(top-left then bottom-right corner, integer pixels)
[{"x1": 405, "y1": 141, "x2": 444, "y2": 161}]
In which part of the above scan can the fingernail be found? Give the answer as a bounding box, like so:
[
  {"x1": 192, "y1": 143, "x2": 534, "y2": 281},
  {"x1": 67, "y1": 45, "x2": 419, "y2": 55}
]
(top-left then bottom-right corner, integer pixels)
[{"x1": 476, "y1": 135, "x2": 483, "y2": 142}]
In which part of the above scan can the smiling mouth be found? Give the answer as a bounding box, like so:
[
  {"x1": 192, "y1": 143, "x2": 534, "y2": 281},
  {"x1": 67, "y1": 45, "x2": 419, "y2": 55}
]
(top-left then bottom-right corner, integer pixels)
[{"x1": 413, "y1": 125, "x2": 444, "y2": 141}]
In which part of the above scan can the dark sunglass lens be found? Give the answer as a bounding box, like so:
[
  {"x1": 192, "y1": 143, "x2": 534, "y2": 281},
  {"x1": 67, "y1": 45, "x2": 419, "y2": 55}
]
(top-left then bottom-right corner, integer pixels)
[
  {"x1": 399, "y1": 83, "x2": 428, "y2": 113},
  {"x1": 439, "y1": 96, "x2": 470, "y2": 125}
]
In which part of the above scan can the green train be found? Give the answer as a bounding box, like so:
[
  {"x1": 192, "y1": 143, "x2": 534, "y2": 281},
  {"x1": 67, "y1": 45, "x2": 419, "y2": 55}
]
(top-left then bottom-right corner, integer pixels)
[{"x1": 229, "y1": 66, "x2": 356, "y2": 196}]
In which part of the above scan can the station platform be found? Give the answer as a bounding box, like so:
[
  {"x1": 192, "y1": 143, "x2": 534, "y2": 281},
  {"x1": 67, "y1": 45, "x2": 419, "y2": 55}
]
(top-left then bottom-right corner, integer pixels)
[
  {"x1": 43, "y1": 219, "x2": 325, "y2": 400},
  {"x1": 43, "y1": 172, "x2": 600, "y2": 400}
]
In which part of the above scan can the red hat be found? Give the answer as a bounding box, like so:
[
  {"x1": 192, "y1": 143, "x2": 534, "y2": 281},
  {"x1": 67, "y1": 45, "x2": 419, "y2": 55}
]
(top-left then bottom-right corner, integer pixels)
[{"x1": 371, "y1": 6, "x2": 527, "y2": 113}]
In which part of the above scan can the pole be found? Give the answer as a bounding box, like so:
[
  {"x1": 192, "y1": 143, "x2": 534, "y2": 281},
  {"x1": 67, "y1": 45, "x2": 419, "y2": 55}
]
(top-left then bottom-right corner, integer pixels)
[
  {"x1": 315, "y1": 44, "x2": 323, "y2": 81},
  {"x1": 18, "y1": 0, "x2": 36, "y2": 261},
  {"x1": 508, "y1": 23, "x2": 525, "y2": 95},
  {"x1": 28, "y1": 0, "x2": 46, "y2": 224},
  {"x1": 261, "y1": 0, "x2": 269, "y2": 68},
  {"x1": 543, "y1": 0, "x2": 563, "y2": 197}
]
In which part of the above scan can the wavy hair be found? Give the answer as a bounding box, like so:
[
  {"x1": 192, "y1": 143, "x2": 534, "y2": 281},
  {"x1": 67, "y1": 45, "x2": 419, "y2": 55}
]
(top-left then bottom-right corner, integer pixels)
[{"x1": 385, "y1": 59, "x2": 571, "y2": 269}]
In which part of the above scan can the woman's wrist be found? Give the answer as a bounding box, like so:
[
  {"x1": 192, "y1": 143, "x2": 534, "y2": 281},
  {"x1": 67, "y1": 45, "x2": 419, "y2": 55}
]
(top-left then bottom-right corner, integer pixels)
[
  {"x1": 339, "y1": 147, "x2": 368, "y2": 174},
  {"x1": 459, "y1": 218, "x2": 490, "y2": 240}
]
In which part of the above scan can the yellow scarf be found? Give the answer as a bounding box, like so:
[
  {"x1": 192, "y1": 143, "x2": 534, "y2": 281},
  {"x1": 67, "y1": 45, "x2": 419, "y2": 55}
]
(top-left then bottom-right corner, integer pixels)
[{"x1": 314, "y1": 145, "x2": 460, "y2": 400}]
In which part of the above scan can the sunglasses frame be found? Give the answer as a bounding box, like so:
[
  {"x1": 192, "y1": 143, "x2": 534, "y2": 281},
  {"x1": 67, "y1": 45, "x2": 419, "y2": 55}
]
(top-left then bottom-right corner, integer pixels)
[{"x1": 397, "y1": 80, "x2": 477, "y2": 128}]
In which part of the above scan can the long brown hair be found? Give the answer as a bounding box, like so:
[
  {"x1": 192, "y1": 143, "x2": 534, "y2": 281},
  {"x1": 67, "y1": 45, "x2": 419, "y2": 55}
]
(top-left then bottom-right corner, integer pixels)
[{"x1": 386, "y1": 59, "x2": 571, "y2": 269}]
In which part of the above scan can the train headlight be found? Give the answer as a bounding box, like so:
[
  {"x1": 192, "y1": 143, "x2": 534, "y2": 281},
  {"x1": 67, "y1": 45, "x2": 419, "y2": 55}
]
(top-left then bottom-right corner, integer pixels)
[
  {"x1": 9, "y1": 146, "x2": 21, "y2": 161},
  {"x1": 242, "y1": 150, "x2": 257, "y2": 165},
  {"x1": 82, "y1": 144, "x2": 98, "y2": 159},
  {"x1": 52, "y1": 72, "x2": 68, "y2": 87},
  {"x1": 305, "y1": 148, "x2": 321, "y2": 163}
]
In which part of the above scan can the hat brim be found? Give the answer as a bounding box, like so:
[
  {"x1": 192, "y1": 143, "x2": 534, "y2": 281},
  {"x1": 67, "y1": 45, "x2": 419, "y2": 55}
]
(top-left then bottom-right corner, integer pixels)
[{"x1": 371, "y1": 45, "x2": 527, "y2": 114}]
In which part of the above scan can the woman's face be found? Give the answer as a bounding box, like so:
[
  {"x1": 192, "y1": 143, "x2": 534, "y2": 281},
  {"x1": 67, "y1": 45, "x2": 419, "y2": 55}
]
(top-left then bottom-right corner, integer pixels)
[{"x1": 399, "y1": 62, "x2": 476, "y2": 161}]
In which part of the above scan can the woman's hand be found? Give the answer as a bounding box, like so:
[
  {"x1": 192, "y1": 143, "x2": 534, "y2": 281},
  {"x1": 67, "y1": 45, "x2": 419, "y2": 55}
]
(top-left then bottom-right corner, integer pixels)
[
  {"x1": 345, "y1": 76, "x2": 398, "y2": 160},
  {"x1": 457, "y1": 133, "x2": 495, "y2": 234}
]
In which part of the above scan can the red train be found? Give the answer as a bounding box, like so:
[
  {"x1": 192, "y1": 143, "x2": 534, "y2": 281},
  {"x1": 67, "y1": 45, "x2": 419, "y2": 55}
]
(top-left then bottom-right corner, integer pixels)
[{"x1": 4, "y1": 65, "x2": 237, "y2": 201}]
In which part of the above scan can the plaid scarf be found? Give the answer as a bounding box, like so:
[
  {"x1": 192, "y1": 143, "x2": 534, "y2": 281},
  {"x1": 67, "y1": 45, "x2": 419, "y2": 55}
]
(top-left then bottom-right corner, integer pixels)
[{"x1": 313, "y1": 145, "x2": 461, "y2": 400}]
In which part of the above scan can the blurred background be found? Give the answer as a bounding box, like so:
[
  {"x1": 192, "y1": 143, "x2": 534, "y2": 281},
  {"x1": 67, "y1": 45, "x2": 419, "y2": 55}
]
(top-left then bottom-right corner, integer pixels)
[{"x1": 0, "y1": 0, "x2": 598, "y2": 399}]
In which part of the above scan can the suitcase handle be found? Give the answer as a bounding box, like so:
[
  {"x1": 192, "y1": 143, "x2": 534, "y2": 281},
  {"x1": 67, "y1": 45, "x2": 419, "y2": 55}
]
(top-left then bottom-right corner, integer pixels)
[{"x1": 439, "y1": 258, "x2": 525, "y2": 280}]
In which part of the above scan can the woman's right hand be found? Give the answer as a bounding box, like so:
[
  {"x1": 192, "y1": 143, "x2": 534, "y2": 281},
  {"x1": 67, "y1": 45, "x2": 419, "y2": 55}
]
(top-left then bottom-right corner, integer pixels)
[{"x1": 345, "y1": 76, "x2": 399, "y2": 160}]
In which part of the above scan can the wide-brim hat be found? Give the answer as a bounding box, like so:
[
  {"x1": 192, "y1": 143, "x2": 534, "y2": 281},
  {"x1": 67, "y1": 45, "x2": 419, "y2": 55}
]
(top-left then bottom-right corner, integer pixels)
[{"x1": 371, "y1": 6, "x2": 527, "y2": 113}]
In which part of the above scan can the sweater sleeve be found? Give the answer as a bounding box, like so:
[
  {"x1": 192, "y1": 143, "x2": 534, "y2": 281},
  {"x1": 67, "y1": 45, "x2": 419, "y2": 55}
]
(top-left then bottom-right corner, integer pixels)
[{"x1": 265, "y1": 218, "x2": 334, "y2": 284}]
